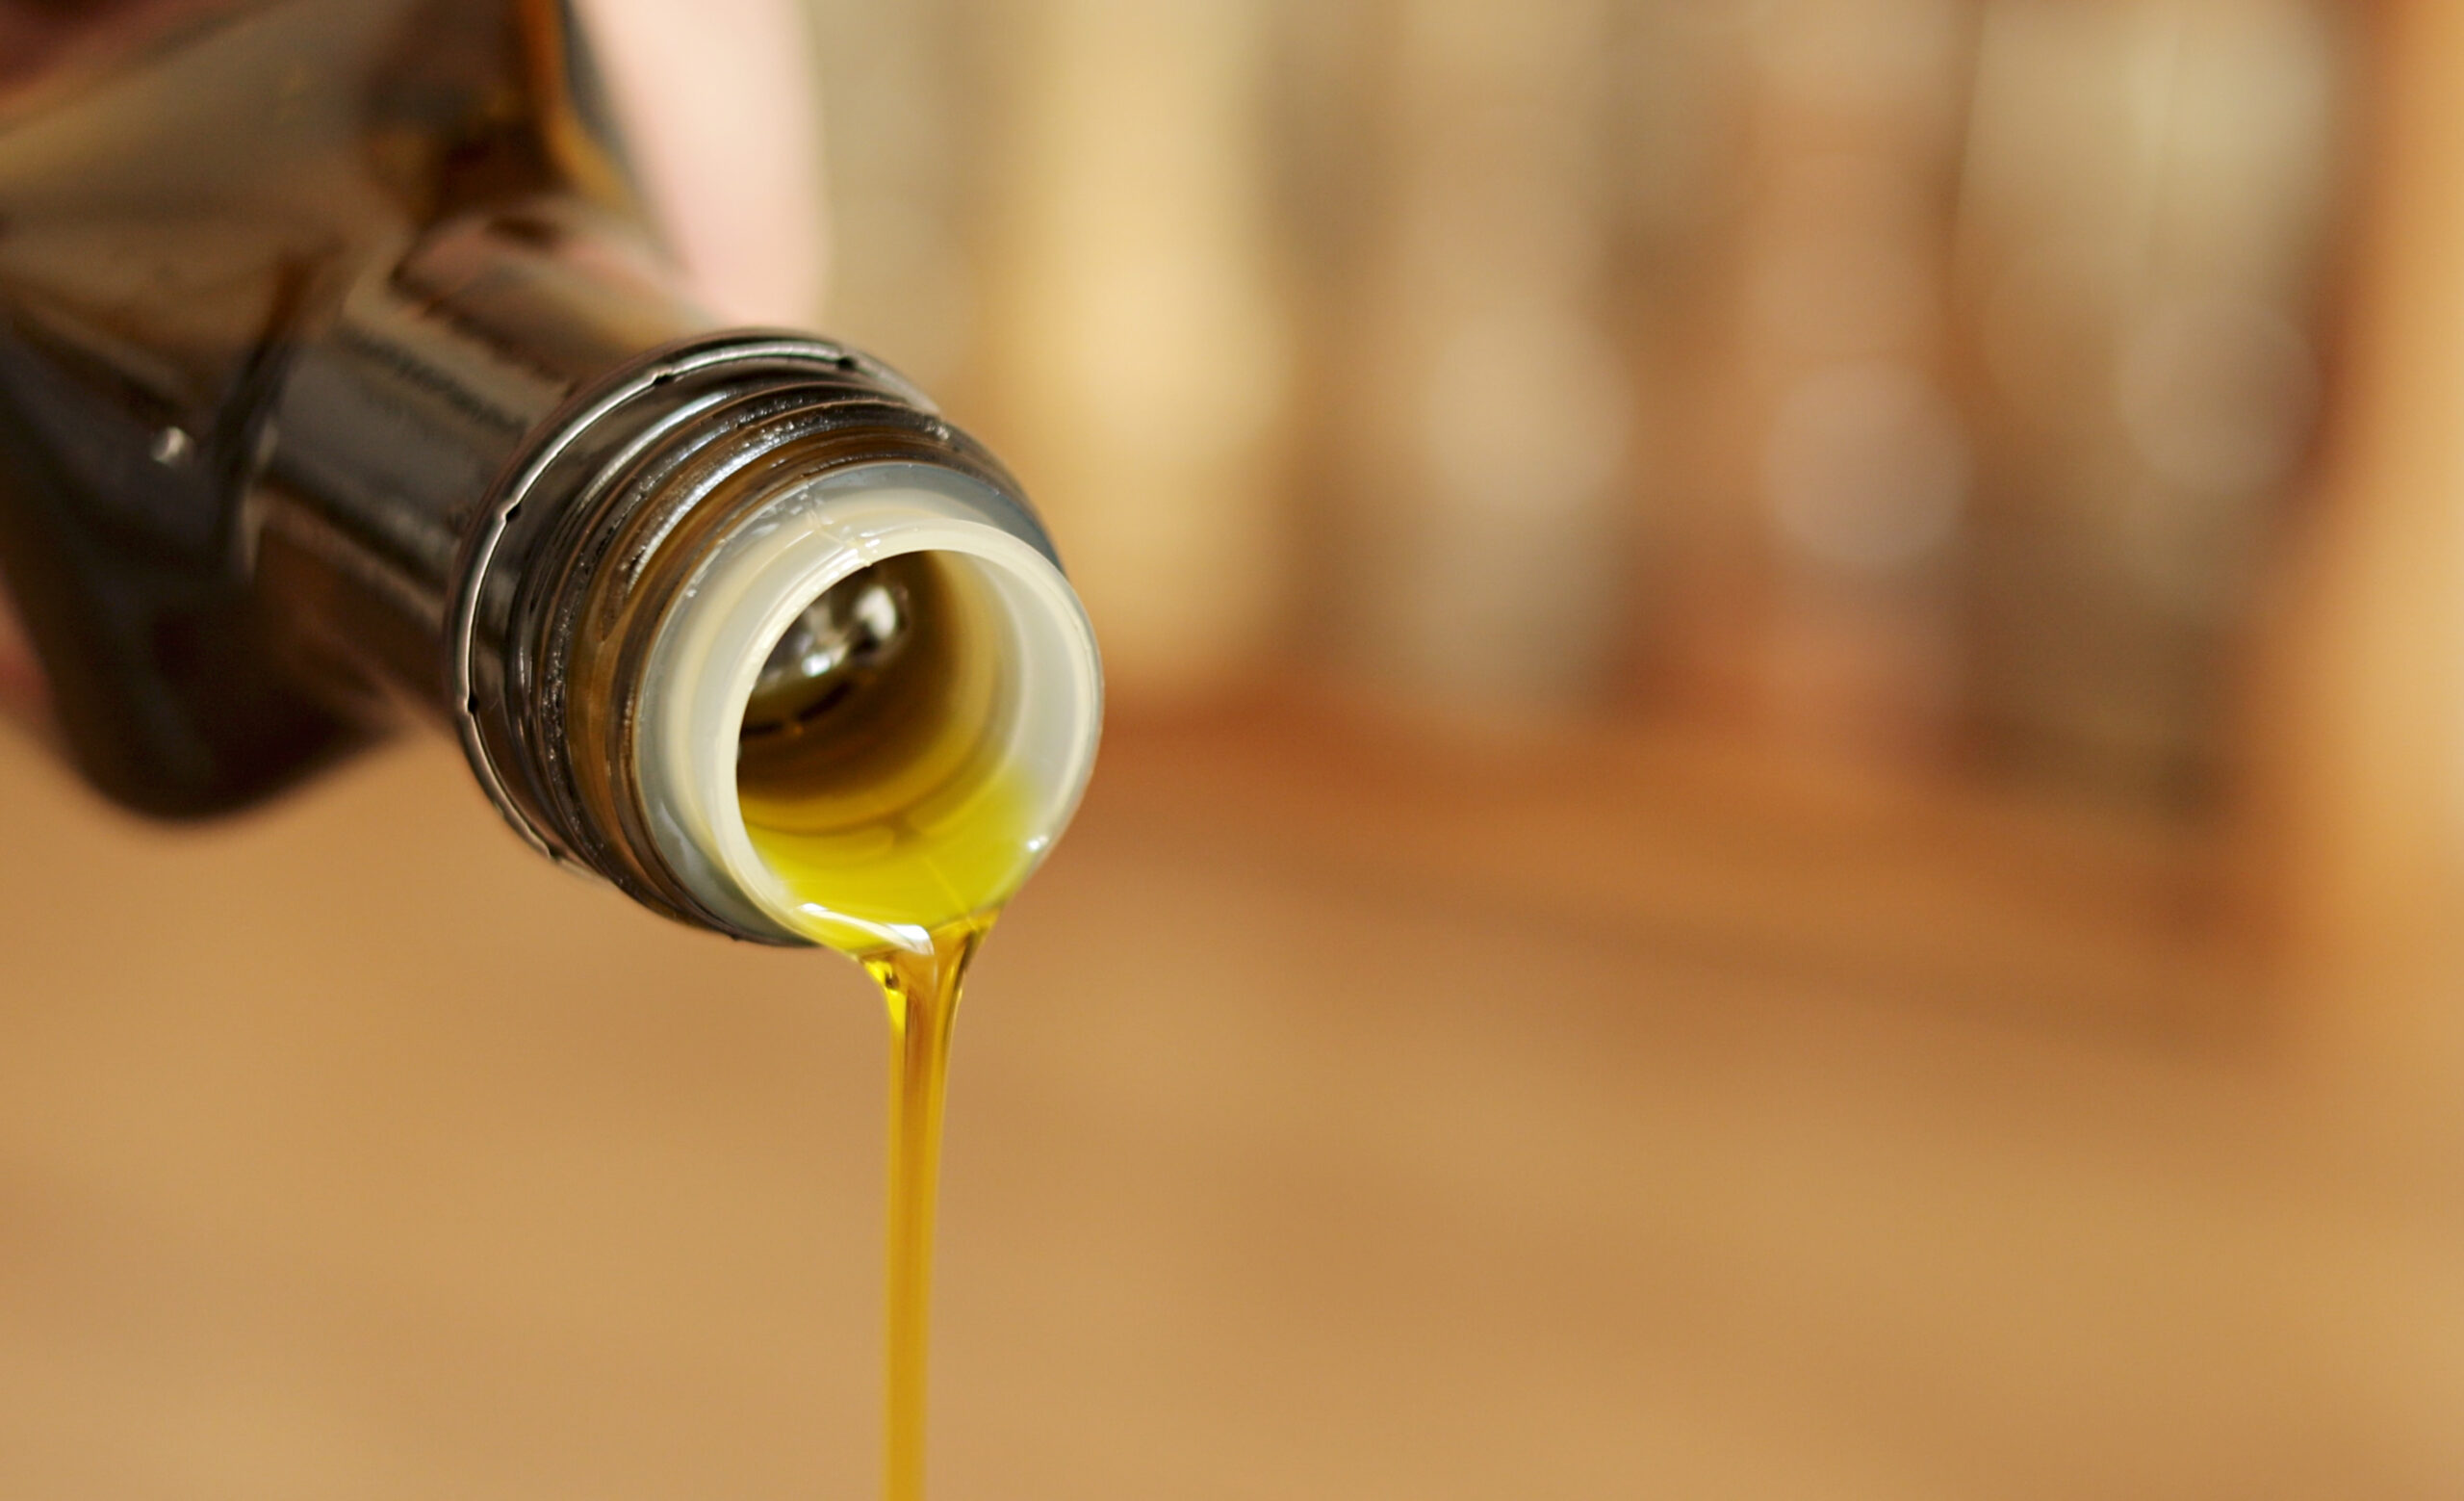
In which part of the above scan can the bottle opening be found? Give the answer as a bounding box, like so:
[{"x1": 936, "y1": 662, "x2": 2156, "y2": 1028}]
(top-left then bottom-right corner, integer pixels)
[{"x1": 634, "y1": 465, "x2": 1102, "y2": 951}]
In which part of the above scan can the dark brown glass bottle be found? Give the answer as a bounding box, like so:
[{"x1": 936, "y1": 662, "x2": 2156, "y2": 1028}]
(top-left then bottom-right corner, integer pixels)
[{"x1": 0, "y1": 0, "x2": 1103, "y2": 943}]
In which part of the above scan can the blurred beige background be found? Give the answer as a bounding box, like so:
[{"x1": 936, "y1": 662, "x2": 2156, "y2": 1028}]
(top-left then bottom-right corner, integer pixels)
[
  {"x1": 10, "y1": 0, "x2": 2464, "y2": 1495},
  {"x1": 7, "y1": 695, "x2": 2464, "y2": 1499}
]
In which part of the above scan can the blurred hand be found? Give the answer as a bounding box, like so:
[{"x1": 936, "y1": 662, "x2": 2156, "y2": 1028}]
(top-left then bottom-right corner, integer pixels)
[{"x1": 577, "y1": 0, "x2": 829, "y2": 326}]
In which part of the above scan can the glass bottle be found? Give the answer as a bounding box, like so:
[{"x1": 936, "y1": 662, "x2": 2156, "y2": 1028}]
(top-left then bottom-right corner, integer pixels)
[{"x1": 0, "y1": 0, "x2": 1102, "y2": 943}]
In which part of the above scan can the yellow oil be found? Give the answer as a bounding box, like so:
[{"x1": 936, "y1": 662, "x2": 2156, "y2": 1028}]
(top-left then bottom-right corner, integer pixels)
[
  {"x1": 735, "y1": 553, "x2": 1040, "y2": 950},
  {"x1": 734, "y1": 552, "x2": 1039, "y2": 1501},
  {"x1": 863, "y1": 918, "x2": 988, "y2": 1501}
]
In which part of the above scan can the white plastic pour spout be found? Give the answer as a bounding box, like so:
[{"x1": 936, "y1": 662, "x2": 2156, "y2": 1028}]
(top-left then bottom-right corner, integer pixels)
[{"x1": 631, "y1": 463, "x2": 1104, "y2": 951}]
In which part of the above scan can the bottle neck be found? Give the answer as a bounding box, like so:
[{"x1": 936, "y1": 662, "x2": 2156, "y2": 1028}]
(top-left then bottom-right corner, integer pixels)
[
  {"x1": 246, "y1": 198, "x2": 709, "y2": 719},
  {"x1": 247, "y1": 201, "x2": 1100, "y2": 943}
]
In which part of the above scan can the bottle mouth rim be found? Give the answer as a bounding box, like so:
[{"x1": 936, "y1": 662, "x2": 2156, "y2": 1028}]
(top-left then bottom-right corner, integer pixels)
[{"x1": 632, "y1": 463, "x2": 1104, "y2": 951}]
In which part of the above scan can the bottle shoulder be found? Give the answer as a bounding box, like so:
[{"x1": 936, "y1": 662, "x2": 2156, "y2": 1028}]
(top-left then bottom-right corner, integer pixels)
[{"x1": 0, "y1": 0, "x2": 644, "y2": 816}]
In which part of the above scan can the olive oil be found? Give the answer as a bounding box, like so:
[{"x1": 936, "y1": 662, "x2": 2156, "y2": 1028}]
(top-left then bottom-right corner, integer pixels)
[
  {"x1": 863, "y1": 918, "x2": 988, "y2": 1501},
  {"x1": 733, "y1": 551, "x2": 1055, "y2": 1501},
  {"x1": 736, "y1": 554, "x2": 1042, "y2": 944}
]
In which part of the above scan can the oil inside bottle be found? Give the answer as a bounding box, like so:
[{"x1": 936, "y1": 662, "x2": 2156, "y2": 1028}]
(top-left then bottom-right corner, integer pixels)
[
  {"x1": 734, "y1": 552, "x2": 1037, "y2": 1501},
  {"x1": 736, "y1": 552, "x2": 1040, "y2": 943}
]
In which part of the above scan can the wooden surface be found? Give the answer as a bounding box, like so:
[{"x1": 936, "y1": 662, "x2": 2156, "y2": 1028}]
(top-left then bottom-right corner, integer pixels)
[{"x1": 0, "y1": 711, "x2": 2459, "y2": 1499}]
